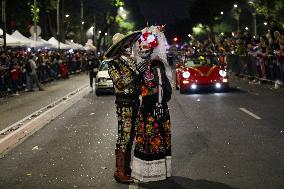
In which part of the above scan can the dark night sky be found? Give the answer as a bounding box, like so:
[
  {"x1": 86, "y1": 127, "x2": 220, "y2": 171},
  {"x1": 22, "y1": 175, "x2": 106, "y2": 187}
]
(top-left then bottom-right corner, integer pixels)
[
  {"x1": 126, "y1": 0, "x2": 244, "y2": 40},
  {"x1": 136, "y1": 0, "x2": 195, "y2": 25}
]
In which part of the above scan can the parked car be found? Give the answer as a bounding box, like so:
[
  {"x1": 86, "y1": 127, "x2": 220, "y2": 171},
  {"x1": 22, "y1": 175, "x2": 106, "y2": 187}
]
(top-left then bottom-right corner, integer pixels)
[
  {"x1": 95, "y1": 60, "x2": 114, "y2": 95},
  {"x1": 175, "y1": 55, "x2": 229, "y2": 94}
]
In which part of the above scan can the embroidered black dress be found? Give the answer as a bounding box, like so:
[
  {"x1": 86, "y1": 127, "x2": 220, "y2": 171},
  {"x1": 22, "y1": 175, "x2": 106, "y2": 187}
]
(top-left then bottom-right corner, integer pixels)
[{"x1": 132, "y1": 59, "x2": 171, "y2": 182}]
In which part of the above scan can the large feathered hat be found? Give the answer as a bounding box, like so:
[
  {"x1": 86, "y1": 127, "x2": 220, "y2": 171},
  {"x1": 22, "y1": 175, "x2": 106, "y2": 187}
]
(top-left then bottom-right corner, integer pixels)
[{"x1": 104, "y1": 31, "x2": 141, "y2": 58}]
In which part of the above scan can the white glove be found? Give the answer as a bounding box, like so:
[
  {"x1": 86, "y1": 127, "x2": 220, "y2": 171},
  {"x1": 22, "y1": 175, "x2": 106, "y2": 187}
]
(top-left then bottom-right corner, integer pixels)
[{"x1": 136, "y1": 61, "x2": 148, "y2": 74}]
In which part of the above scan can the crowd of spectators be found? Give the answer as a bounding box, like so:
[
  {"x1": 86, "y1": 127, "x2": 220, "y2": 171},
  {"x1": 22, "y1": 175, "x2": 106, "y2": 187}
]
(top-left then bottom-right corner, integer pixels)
[
  {"x1": 172, "y1": 30, "x2": 283, "y2": 57},
  {"x1": 0, "y1": 49, "x2": 100, "y2": 97},
  {"x1": 169, "y1": 29, "x2": 284, "y2": 82},
  {"x1": 2, "y1": 30, "x2": 284, "y2": 98}
]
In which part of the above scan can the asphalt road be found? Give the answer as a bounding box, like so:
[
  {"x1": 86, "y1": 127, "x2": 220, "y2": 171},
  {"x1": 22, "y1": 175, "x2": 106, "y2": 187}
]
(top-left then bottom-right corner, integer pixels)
[{"x1": 0, "y1": 70, "x2": 283, "y2": 189}]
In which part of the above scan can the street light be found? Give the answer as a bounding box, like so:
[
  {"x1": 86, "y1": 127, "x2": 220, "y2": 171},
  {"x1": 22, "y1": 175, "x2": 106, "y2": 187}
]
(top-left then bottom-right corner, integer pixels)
[
  {"x1": 92, "y1": 16, "x2": 96, "y2": 46},
  {"x1": 245, "y1": 27, "x2": 249, "y2": 31},
  {"x1": 264, "y1": 22, "x2": 268, "y2": 26},
  {"x1": 1, "y1": 0, "x2": 7, "y2": 52},
  {"x1": 80, "y1": 0, "x2": 84, "y2": 44},
  {"x1": 64, "y1": 14, "x2": 71, "y2": 40},
  {"x1": 233, "y1": 4, "x2": 241, "y2": 32},
  {"x1": 33, "y1": 0, "x2": 38, "y2": 41},
  {"x1": 118, "y1": 6, "x2": 128, "y2": 19},
  {"x1": 220, "y1": 11, "x2": 224, "y2": 15},
  {"x1": 97, "y1": 30, "x2": 102, "y2": 41},
  {"x1": 57, "y1": 0, "x2": 60, "y2": 49},
  {"x1": 247, "y1": 0, "x2": 257, "y2": 38}
]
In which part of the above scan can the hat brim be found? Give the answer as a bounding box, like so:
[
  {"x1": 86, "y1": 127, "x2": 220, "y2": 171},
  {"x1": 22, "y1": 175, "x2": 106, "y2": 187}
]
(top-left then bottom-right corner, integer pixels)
[{"x1": 105, "y1": 31, "x2": 141, "y2": 59}]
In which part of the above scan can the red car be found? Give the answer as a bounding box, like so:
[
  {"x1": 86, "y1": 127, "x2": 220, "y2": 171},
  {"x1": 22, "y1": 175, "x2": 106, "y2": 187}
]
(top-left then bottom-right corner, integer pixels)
[{"x1": 175, "y1": 56, "x2": 229, "y2": 94}]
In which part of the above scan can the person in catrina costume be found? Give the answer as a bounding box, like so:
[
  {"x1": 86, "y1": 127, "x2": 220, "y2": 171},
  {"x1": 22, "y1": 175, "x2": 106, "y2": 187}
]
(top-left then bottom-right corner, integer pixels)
[{"x1": 131, "y1": 25, "x2": 172, "y2": 182}]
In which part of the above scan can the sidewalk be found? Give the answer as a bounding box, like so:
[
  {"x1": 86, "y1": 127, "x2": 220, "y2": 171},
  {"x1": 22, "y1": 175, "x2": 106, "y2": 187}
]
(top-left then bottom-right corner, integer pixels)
[
  {"x1": 0, "y1": 74, "x2": 89, "y2": 132},
  {"x1": 230, "y1": 73, "x2": 284, "y2": 91}
]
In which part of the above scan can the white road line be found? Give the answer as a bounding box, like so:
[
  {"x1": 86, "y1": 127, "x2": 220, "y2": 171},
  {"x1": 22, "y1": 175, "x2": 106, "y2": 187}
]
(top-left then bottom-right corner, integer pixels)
[
  {"x1": 0, "y1": 85, "x2": 89, "y2": 155},
  {"x1": 239, "y1": 108, "x2": 262, "y2": 120},
  {"x1": 129, "y1": 181, "x2": 139, "y2": 189}
]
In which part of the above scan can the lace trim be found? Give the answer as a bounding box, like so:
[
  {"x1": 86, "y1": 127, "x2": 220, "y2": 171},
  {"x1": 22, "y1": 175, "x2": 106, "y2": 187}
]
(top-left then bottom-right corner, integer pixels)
[
  {"x1": 166, "y1": 156, "x2": 171, "y2": 177},
  {"x1": 131, "y1": 156, "x2": 171, "y2": 182}
]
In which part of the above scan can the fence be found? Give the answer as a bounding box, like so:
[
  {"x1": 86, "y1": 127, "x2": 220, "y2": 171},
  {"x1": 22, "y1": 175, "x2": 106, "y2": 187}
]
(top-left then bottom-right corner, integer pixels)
[
  {"x1": 0, "y1": 59, "x2": 87, "y2": 97},
  {"x1": 226, "y1": 54, "x2": 284, "y2": 83}
]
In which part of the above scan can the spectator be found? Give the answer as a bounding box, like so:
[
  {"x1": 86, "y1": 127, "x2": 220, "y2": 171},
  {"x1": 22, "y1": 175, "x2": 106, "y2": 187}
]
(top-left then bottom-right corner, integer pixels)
[
  {"x1": 59, "y1": 59, "x2": 68, "y2": 80},
  {"x1": 10, "y1": 62, "x2": 20, "y2": 95},
  {"x1": 86, "y1": 53, "x2": 100, "y2": 89},
  {"x1": 25, "y1": 55, "x2": 44, "y2": 92}
]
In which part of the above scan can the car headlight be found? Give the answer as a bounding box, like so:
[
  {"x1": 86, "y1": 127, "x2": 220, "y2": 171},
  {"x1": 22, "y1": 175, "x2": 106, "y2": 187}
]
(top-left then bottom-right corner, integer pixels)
[
  {"x1": 219, "y1": 70, "x2": 227, "y2": 77},
  {"x1": 98, "y1": 78, "x2": 107, "y2": 82},
  {"x1": 182, "y1": 71, "x2": 190, "y2": 78}
]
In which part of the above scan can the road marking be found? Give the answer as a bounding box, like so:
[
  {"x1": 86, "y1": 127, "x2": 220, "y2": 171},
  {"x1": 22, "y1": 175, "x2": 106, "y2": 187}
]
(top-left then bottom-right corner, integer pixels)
[
  {"x1": 129, "y1": 181, "x2": 139, "y2": 189},
  {"x1": 239, "y1": 108, "x2": 262, "y2": 120}
]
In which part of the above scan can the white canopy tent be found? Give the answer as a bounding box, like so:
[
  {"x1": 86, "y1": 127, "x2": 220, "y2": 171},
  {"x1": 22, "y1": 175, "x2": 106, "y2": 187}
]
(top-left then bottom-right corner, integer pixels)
[
  {"x1": 0, "y1": 28, "x2": 29, "y2": 47},
  {"x1": 48, "y1": 37, "x2": 72, "y2": 49},
  {"x1": 28, "y1": 36, "x2": 53, "y2": 48},
  {"x1": 65, "y1": 40, "x2": 84, "y2": 50},
  {"x1": 11, "y1": 30, "x2": 46, "y2": 48}
]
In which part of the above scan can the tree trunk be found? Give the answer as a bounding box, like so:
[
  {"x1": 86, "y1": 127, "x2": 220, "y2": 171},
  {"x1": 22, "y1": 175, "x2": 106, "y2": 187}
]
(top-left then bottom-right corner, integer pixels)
[
  {"x1": 47, "y1": 13, "x2": 57, "y2": 38},
  {"x1": 96, "y1": 17, "x2": 116, "y2": 52}
]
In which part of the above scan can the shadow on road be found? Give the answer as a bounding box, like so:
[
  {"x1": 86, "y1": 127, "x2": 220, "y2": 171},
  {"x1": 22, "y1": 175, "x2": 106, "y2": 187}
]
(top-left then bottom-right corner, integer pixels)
[
  {"x1": 138, "y1": 176, "x2": 240, "y2": 189},
  {"x1": 177, "y1": 86, "x2": 247, "y2": 95},
  {"x1": 228, "y1": 87, "x2": 247, "y2": 94}
]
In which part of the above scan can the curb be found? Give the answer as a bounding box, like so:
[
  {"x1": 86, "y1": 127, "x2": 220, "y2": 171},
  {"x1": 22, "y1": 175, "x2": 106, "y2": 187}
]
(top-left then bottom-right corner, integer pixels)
[
  {"x1": 0, "y1": 85, "x2": 89, "y2": 156},
  {"x1": 230, "y1": 74, "x2": 284, "y2": 89}
]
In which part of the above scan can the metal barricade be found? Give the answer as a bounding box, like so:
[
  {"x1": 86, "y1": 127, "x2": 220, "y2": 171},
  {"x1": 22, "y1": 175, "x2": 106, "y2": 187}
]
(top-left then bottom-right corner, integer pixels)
[
  {"x1": 226, "y1": 54, "x2": 283, "y2": 84},
  {"x1": 277, "y1": 55, "x2": 284, "y2": 82}
]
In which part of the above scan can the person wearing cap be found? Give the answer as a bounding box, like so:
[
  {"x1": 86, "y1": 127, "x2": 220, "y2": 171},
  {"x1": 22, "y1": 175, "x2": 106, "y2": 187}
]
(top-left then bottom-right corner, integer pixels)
[{"x1": 105, "y1": 31, "x2": 147, "y2": 183}]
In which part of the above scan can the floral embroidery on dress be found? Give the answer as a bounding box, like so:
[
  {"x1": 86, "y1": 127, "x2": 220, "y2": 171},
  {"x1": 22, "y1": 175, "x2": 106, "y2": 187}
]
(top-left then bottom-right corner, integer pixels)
[
  {"x1": 135, "y1": 110, "x2": 169, "y2": 155},
  {"x1": 144, "y1": 69, "x2": 154, "y2": 80},
  {"x1": 141, "y1": 68, "x2": 158, "y2": 97},
  {"x1": 116, "y1": 106, "x2": 134, "y2": 151}
]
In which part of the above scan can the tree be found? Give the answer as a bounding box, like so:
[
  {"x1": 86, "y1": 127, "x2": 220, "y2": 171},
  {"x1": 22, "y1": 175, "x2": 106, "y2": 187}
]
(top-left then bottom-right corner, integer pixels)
[
  {"x1": 250, "y1": 0, "x2": 284, "y2": 30},
  {"x1": 192, "y1": 23, "x2": 211, "y2": 41},
  {"x1": 2, "y1": 0, "x2": 129, "y2": 46},
  {"x1": 4, "y1": 0, "x2": 33, "y2": 35},
  {"x1": 212, "y1": 22, "x2": 233, "y2": 34},
  {"x1": 30, "y1": 2, "x2": 40, "y2": 24}
]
